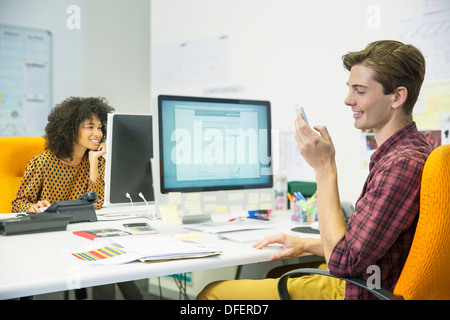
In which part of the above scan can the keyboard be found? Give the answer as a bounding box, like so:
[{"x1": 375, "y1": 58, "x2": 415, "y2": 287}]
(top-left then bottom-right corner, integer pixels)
[
  {"x1": 97, "y1": 204, "x2": 156, "y2": 220},
  {"x1": 218, "y1": 228, "x2": 277, "y2": 243}
]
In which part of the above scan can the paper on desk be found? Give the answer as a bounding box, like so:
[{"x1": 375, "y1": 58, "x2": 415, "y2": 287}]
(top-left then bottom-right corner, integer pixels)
[
  {"x1": 139, "y1": 252, "x2": 221, "y2": 263},
  {"x1": 60, "y1": 235, "x2": 221, "y2": 266},
  {"x1": 59, "y1": 241, "x2": 141, "y2": 266},
  {"x1": 184, "y1": 220, "x2": 274, "y2": 233},
  {"x1": 112, "y1": 235, "x2": 221, "y2": 258}
]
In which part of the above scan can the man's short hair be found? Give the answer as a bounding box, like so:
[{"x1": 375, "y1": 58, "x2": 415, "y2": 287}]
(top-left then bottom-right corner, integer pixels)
[{"x1": 342, "y1": 40, "x2": 426, "y2": 116}]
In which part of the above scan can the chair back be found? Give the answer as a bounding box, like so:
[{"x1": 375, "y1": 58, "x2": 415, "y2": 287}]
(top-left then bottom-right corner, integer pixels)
[
  {"x1": 393, "y1": 144, "x2": 450, "y2": 299},
  {"x1": 0, "y1": 137, "x2": 45, "y2": 213}
]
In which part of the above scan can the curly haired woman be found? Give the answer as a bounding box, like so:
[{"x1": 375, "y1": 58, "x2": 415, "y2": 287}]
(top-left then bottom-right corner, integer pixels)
[
  {"x1": 12, "y1": 97, "x2": 145, "y2": 300},
  {"x1": 12, "y1": 96, "x2": 115, "y2": 213}
]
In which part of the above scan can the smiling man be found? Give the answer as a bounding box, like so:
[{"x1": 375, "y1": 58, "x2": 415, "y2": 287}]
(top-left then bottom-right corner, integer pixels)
[{"x1": 198, "y1": 40, "x2": 432, "y2": 300}]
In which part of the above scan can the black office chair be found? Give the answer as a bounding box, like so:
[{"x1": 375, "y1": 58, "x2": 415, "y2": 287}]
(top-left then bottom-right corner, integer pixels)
[{"x1": 277, "y1": 268, "x2": 402, "y2": 300}]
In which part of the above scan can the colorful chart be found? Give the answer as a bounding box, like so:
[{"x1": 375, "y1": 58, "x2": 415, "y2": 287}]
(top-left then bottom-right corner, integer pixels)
[{"x1": 72, "y1": 245, "x2": 126, "y2": 262}]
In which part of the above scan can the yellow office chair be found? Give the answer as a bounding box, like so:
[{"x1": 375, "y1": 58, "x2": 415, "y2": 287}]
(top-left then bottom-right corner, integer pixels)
[
  {"x1": 0, "y1": 137, "x2": 46, "y2": 213},
  {"x1": 278, "y1": 144, "x2": 450, "y2": 300}
]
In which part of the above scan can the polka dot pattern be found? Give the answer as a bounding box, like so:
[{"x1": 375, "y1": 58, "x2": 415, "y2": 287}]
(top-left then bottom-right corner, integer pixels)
[{"x1": 12, "y1": 151, "x2": 105, "y2": 212}]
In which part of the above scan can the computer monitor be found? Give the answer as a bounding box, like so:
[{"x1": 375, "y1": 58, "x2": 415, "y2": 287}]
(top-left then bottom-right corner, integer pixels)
[
  {"x1": 157, "y1": 95, "x2": 273, "y2": 194},
  {"x1": 104, "y1": 114, "x2": 154, "y2": 205}
]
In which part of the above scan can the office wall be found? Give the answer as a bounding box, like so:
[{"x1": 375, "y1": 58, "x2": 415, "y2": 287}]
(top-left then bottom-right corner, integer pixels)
[
  {"x1": 2, "y1": 0, "x2": 444, "y2": 205},
  {"x1": 0, "y1": 0, "x2": 150, "y2": 114},
  {"x1": 150, "y1": 0, "x2": 425, "y2": 204}
]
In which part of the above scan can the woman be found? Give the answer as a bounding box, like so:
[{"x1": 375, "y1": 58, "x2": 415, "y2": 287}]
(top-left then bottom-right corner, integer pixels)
[
  {"x1": 12, "y1": 97, "x2": 144, "y2": 300},
  {"x1": 12, "y1": 96, "x2": 115, "y2": 213}
]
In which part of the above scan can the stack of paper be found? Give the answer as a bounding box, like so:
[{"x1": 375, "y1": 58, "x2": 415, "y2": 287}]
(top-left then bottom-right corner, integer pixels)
[
  {"x1": 60, "y1": 235, "x2": 221, "y2": 266},
  {"x1": 113, "y1": 235, "x2": 221, "y2": 262},
  {"x1": 184, "y1": 220, "x2": 274, "y2": 233}
]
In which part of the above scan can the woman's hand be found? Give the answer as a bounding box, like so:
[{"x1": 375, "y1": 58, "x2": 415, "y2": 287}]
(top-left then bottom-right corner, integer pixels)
[
  {"x1": 28, "y1": 200, "x2": 51, "y2": 213},
  {"x1": 89, "y1": 141, "x2": 106, "y2": 161},
  {"x1": 88, "y1": 141, "x2": 106, "y2": 183}
]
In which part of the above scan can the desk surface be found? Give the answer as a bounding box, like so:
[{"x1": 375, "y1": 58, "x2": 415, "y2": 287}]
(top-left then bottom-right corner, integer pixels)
[{"x1": 0, "y1": 208, "x2": 316, "y2": 299}]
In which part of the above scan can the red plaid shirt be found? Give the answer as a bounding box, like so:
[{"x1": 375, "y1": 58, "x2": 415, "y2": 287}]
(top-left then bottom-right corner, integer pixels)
[{"x1": 328, "y1": 122, "x2": 432, "y2": 300}]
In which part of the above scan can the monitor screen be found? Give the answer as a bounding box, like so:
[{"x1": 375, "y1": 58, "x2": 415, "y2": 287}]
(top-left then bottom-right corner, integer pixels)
[
  {"x1": 104, "y1": 114, "x2": 154, "y2": 205},
  {"x1": 158, "y1": 95, "x2": 273, "y2": 194}
]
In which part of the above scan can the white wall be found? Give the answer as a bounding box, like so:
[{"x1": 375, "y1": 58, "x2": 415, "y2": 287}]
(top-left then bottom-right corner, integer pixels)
[
  {"x1": 0, "y1": 0, "x2": 150, "y2": 114},
  {"x1": 150, "y1": 0, "x2": 423, "y2": 204},
  {"x1": 1, "y1": 0, "x2": 428, "y2": 204}
]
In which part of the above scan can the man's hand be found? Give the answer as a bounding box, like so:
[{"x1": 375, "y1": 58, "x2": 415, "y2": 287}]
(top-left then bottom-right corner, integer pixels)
[
  {"x1": 294, "y1": 115, "x2": 335, "y2": 171},
  {"x1": 253, "y1": 233, "x2": 324, "y2": 260},
  {"x1": 294, "y1": 114, "x2": 346, "y2": 263}
]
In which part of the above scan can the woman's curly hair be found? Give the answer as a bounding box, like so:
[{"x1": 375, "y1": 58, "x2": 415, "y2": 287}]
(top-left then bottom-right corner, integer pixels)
[{"x1": 44, "y1": 97, "x2": 115, "y2": 159}]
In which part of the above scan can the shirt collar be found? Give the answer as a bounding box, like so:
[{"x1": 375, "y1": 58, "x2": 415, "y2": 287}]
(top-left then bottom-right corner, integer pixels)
[{"x1": 369, "y1": 122, "x2": 418, "y2": 170}]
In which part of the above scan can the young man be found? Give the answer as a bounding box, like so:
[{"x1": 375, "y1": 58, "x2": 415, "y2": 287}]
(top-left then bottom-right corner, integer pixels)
[{"x1": 197, "y1": 40, "x2": 432, "y2": 300}]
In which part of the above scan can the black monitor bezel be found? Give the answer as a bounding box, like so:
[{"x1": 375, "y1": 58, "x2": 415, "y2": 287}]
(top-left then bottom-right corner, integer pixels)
[{"x1": 106, "y1": 114, "x2": 154, "y2": 204}]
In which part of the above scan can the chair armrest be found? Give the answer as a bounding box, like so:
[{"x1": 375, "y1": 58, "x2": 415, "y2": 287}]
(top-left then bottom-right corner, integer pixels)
[{"x1": 277, "y1": 268, "x2": 403, "y2": 300}]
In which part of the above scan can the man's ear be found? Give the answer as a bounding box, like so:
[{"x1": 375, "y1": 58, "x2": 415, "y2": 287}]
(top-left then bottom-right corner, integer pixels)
[{"x1": 392, "y1": 86, "x2": 408, "y2": 110}]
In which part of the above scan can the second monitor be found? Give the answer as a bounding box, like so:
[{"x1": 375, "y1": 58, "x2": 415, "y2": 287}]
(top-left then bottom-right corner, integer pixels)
[
  {"x1": 158, "y1": 95, "x2": 273, "y2": 194},
  {"x1": 104, "y1": 113, "x2": 154, "y2": 206}
]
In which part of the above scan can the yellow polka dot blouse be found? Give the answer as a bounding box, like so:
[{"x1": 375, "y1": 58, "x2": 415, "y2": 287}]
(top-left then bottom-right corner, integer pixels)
[{"x1": 12, "y1": 150, "x2": 105, "y2": 213}]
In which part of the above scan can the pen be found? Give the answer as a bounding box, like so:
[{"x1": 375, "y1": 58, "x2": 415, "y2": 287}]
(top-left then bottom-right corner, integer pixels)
[
  {"x1": 287, "y1": 193, "x2": 293, "y2": 202},
  {"x1": 294, "y1": 192, "x2": 306, "y2": 201},
  {"x1": 228, "y1": 217, "x2": 244, "y2": 222},
  {"x1": 247, "y1": 216, "x2": 269, "y2": 221}
]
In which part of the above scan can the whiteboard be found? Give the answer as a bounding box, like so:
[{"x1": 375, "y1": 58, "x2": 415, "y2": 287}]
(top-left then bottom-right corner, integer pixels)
[{"x1": 0, "y1": 24, "x2": 52, "y2": 136}]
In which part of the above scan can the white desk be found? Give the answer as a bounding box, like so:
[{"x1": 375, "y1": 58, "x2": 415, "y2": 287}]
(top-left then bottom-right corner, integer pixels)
[{"x1": 0, "y1": 208, "x2": 317, "y2": 299}]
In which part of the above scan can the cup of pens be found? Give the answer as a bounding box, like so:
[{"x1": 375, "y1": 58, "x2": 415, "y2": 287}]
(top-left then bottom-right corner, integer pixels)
[{"x1": 288, "y1": 192, "x2": 318, "y2": 223}]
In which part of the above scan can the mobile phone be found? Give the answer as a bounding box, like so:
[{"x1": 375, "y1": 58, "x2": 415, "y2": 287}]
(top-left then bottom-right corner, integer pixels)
[
  {"x1": 123, "y1": 223, "x2": 159, "y2": 235},
  {"x1": 294, "y1": 105, "x2": 309, "y2": 125}
]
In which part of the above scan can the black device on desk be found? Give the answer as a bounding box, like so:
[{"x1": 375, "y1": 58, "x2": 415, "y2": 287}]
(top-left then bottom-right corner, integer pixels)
[
  {"x1": 44, "y1": 192, "x2": 98, "y2": 223},
  {"x1": 0, "y1": 192, "x2": 98, "y2": 235},
  {"x1": 0, "y1": 213, "x2": 72, "y2": 236}
]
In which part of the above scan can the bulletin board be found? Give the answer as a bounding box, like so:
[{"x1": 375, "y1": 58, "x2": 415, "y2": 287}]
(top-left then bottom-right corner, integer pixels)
[
  {"x1": 0, "y1": 24, "x2": 52, "y2": 136},
  {"x1": 400, "y1": 8, "x2": 450, "y2": 146}
]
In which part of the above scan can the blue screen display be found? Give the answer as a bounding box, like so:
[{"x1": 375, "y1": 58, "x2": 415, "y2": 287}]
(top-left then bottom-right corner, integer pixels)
[{"x1": 158, "y1": 95, "x2": 273, "y2": 193}]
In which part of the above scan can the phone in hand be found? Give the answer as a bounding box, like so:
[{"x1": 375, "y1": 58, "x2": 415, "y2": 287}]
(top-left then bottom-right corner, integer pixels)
[{"x1": 294, "y1": 105, "x2": 309, "y2": 125}]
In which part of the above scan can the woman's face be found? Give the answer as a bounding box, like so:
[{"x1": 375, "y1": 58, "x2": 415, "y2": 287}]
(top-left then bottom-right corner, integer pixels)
[{"x1": 76, "y1": 115, "x2": 103, "y2": 151}]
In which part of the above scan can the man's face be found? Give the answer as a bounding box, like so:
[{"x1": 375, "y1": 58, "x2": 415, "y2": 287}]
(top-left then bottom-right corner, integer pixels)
[{"x1": 344, "y1": 65, "x2": 395, "y2": 132}]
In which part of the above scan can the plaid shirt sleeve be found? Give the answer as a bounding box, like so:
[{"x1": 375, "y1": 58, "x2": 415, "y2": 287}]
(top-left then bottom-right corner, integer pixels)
[{"x1": 328, "y1": 155, "x2": 424, "y2": 298}]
